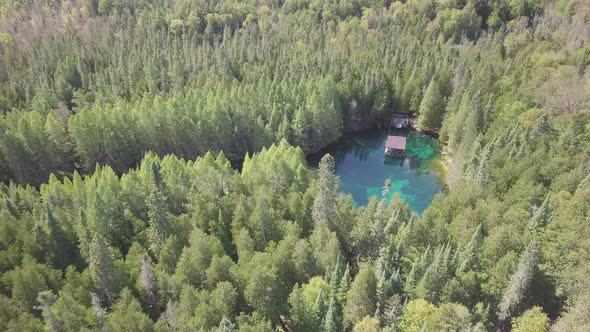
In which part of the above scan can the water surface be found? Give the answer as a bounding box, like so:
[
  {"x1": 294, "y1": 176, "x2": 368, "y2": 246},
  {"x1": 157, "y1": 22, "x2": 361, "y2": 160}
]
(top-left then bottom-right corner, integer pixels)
[{"x1": 309, "y1": 129, "x2": 445, "y2": 214}]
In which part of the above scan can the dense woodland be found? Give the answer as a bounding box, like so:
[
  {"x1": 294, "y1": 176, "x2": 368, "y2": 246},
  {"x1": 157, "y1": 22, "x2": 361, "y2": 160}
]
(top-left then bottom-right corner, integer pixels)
[{"x1": 0, "y1": 0, "x2": 589, "y2": 331}]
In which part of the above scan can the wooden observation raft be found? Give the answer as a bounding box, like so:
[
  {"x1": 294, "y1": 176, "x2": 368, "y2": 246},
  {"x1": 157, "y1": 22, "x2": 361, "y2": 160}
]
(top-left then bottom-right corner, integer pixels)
[
  {"x1": 385, "y1": 136, "x2": 407, "y2": 157},
  {"x1": 385, "y1": 114, "x2": 409, "y2": 157}
]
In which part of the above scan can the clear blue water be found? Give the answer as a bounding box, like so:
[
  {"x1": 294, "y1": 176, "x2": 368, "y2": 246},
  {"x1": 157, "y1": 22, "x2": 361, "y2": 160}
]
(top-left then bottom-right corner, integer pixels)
[{"x1": 309, "y1": 129, "x2": 445, "y2": 214}]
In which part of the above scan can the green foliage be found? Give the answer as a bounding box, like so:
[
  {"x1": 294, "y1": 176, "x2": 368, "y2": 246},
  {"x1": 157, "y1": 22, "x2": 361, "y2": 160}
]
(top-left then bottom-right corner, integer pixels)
[
  {"x1": 3, "y1": 255, "x2": 61, "y2": 312},
  {"x1": 353, "y1": 315, "x2": 380, "y2": 332},
  {"x1": 312, "y1": 154, "x2": 339, "y2": 226},
  {"x1": 288, "y1": 276, "x2": 331, "y2": 331},
  {"x1": 218, "y1": 316, "x2": 236, "y2": 332},
  {"x1": 175, "y1": 228, "x2": 224, "y2": 287},
  {"x1": 398, "y1": 299, "x2": 436, "y2": 332},
  {"x1": 0, "y1": 1, "x2": 588, "y2": 331},
  {"x1": 344, "y1": 263, "x2": 377, "y2": 327},
  {"x1": 428, "y1": 302, "x2": 472, "y2": 331},
  {"x1": 511, "y1": 306, "x2": 549, "y2": 332},
  {"x1": 417, "y1": 78, "x2": 445, "y2": 131},
  {"x1": 398, "y1": 299, "x2": 472, "y2": 332},
  {"x1": 434, "y1": 5, "x2": 482, "y2": 41},
  {"x1": 88, "y1": 234, "x2": 122, "y2": 307},
  {"x1": 107, "y1": 288, "x2": 154, "y2": 332},
  {"x1": 497, "y1": 246, "x2": 540, "y2": 322}
]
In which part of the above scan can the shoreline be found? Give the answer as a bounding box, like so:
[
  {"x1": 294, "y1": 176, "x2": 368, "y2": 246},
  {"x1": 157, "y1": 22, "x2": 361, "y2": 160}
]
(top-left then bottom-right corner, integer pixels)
[{"x1": 440, "y1": 150, "x2": 460, "y2": 188}]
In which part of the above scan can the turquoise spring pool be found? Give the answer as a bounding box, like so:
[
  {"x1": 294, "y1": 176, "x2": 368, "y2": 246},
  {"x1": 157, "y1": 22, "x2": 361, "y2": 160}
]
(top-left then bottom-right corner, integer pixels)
[{"x1": 308, "y1": 129, "x2": 445, "y2": 214}]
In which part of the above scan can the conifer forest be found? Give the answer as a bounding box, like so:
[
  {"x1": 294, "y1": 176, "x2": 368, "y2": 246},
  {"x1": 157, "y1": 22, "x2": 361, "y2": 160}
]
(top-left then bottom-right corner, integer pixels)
[{"x1": 0, "y1": 0, "x2": 589, "y2": 331}]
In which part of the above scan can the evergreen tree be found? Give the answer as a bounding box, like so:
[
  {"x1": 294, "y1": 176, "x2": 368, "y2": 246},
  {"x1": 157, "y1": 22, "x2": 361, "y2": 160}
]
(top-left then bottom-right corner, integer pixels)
[
  {"x1": 139, "y1": 254, "x2": 159, "y2": 319},
  {"x1": 338, "y1": 264, "x2": 352, "y2": 307},
  {"x1": 456, "y1": 224, "x2": 482, "y2": 276},
  {"x1": 107, "y1": 288, "x2": 154, "y2": 332},
  {"x1": 498, "y1": 246, "x2": 541, "y2": 322},
  {"x1": 404, "y1": 246, "x2": 433, "y2": 298},
  {"x1": 5, "y1": 255, "x2": 60, "y2": 313},
  {"x1": 417, "y1": 78, "x2": 444, "y2": 130},
  {"x1": 36, "y1": 291, "x2": 60, "y2": 332},
  {"x1": 529, "y1": 193, "x2": 550, "y2": 229},
  {"x1": 344, "y1": 263, "x2": 377, "y2": 327},
  {"x1": 43, "y1": 205, "x2": 80, "y2": 270},
  {"x1": 88, "y1": 234, "x2": 120, "y2": 307},
  {"x1": 312, "y1": 154, "x2": 339, "y2": 227},
  {"x1": 322, "y1": 295, "x2": 339, "y2": 332},
  {"x1": 415, "y1": 244, "x2": 453, "y2": 303},
  {"x1": 146, "y1": 162, "x2": 171, "y2": 256},
  {"x1": 242, "y1": 253, "x2": 287, "y2": 323},
  {"x1": 175, "y1": 228, "x2": 224, "y2": 287},
  {"x1": 312, "y1": 289, "x2": 327, "y2": 330},
  {"x1": 218, "y1": 316, "x2": 236, "y2": 332}
]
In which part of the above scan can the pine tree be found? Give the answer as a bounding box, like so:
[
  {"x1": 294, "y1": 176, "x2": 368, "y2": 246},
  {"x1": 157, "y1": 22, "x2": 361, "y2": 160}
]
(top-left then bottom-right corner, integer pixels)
[
  {"x1": 91, "y1": 293, "x2": 107, "y2": 332},
  {"x1": 458, "y1": 91, "x2": 484, "y2": 158},
  {"x1": 159, "y1": 300, "x2": 178, "y2": 331},
  {"x1": 107, "y1": 288, "x2": 154, "y2": 331},
  {"x1": 322, "y1": 295, "x2": 338, "y2": 332},
  {"x1": 88, "y1": 234, "x2": 119, "y2": 307},
  {"x1": 415, "y1": 244, "x2": 452, "y2": 303},
  {"x1": 53, "y1": 61, "x2": 82, "y2": 109},
  {"x1": 249, "y1": 194, "x2": 279, "y2": 249},
  {"x1": 36, "y1": 291, "x2": 60, "y2": 332},
  {"x1": 218, "y1": 316, "x2": 236, "y2": 332},
  {"x1": 312, "y1": 154, "x2": 339, "y2": 227},
  {"x1": 384, "y1": 206, "x2": 400, "y2": 239},
  {"x1": 312, "y1": 289, "x2": 327, "y2": 330},
  {"x1": 337, "y1": 265, "x2": 351, "y2": 307},
  {"x1": 6, "y1": 255, "x2": 60, "y2": 313},
  {"x1": 43, "y1": 205, "x2": 80, "y2": 270},
  {"x1": 329, "y1": 255, "x2": 343, "y2": 291},
  {"x1": 372, "y1": 197, "x2": 388, "y2": 256},
  {"x1": 86, "y1": 167, "x2": 131, "y2": 252},
  {"x1": 417, "y1": 78, "x2": 444, "y2": 130},
  {"x1": 447, "y1": 91, "x2": 471, "y2": 153},
  {"x1": 293, "y1": 107, "x2": 313, "y2": 152},
  {"x1": 139, "y1": 253, "x2": 159, "y2": 319},
  {"x1": 146, "y1": 162, "x2": 171, "y2": 256},
  {"x1": 376, "y1": 245, "x2": 398, "y2": 310},
  {"x1": 529, "y1": 193, "x2": 550, "y2": 228},
  {"x1": 456, "y1": 224, "x2": 482, "y2": 276},
  {"x1": 404, "y1": 246, "x2": 432, "y2": 298},
  {"x1": 277, "y1": 114, "x2": 292, "y2": 142},
  {"x1": 497, "y1": 246, "x2": 541, "y2": 322},
  {"x1": 466, "y1": 134, "x2": 484, "y2": 177},
  {"x1": 344, "y1": 263, "x2": 377, "y2": 327},
  {"x1": 376, "y1": 268, "x2": 387, "y2": 317}
]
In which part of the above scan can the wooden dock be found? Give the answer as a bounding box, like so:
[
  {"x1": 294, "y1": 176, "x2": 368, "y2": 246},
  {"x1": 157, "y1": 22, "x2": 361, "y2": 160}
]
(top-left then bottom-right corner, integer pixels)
[
  {"x1": 390, "y1": 114, "x2": 410, "y2": 129},
  {"x1": 385, "y1": 113, "x2": 410, "y2": 158}
]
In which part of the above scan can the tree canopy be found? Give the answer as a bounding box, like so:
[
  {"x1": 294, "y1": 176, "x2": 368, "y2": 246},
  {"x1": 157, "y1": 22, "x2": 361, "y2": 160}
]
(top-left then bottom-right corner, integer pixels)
[{"x1": 0, "y1": 0, "x2": 589, "y2": 330}]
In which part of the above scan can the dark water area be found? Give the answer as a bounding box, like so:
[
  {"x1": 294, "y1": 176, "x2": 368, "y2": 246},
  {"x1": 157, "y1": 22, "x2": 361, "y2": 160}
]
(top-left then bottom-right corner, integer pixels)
[{"x1": 308, "y1": 129, "x2": 445, "y2": 214}]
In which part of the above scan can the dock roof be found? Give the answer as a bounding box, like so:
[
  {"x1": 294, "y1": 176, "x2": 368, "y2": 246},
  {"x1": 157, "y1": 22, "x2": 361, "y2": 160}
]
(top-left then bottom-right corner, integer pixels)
[{"x1": 386, "y1": 135, "x2": 407, "y2": 150}]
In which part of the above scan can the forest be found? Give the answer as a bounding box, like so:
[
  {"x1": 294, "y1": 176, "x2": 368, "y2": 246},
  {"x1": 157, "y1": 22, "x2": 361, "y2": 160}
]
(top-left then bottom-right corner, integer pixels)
[{"x1": 0, "y1": 0, "x2": 589, "y2": 331}]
